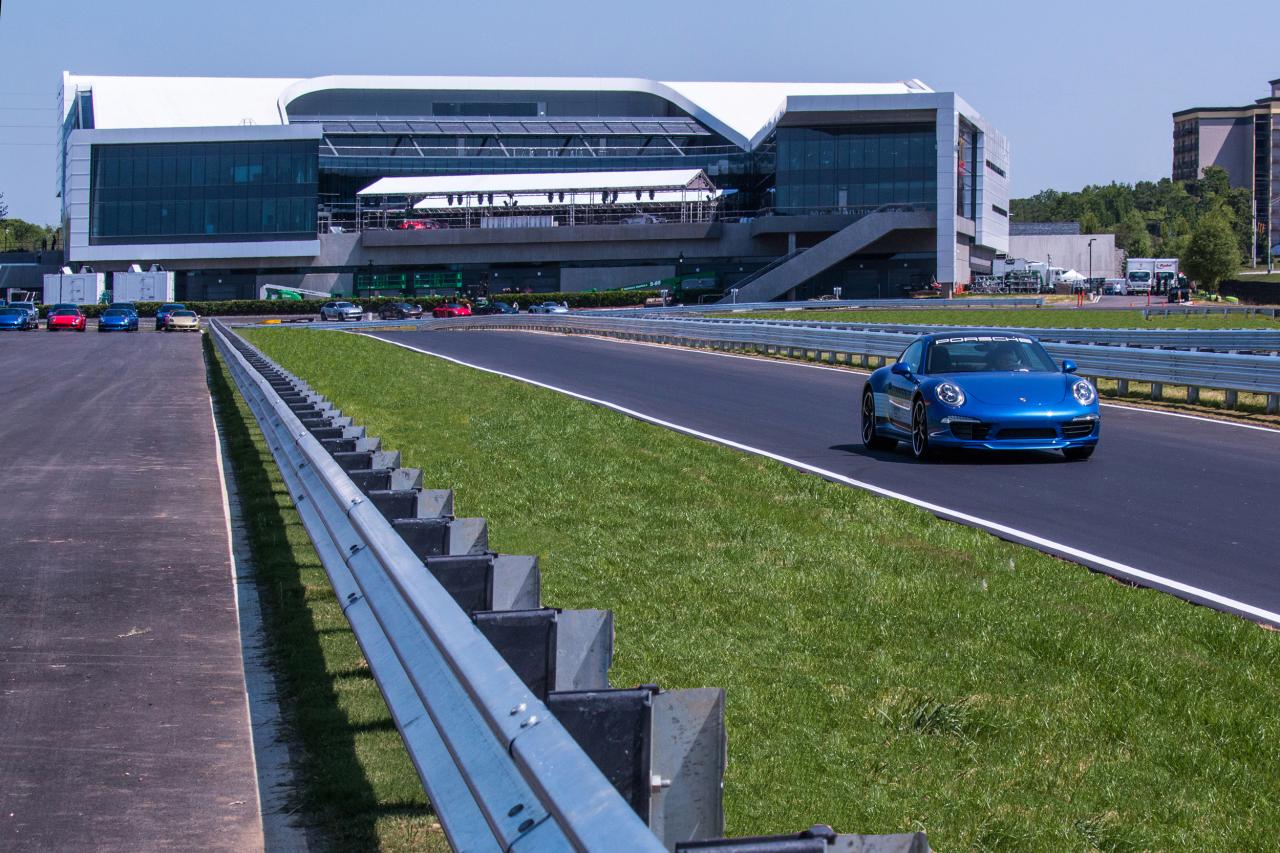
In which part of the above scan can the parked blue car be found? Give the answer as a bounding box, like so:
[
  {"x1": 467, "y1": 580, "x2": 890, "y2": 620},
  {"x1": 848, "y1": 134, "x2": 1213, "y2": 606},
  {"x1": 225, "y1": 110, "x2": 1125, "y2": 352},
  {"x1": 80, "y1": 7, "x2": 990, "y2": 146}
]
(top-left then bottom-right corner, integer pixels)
[
  {"x1": 862, "y1": 332, "x2": 1100, "y2": 461},
  {"x1": 155, "y1": 302, "x2": 186, "y2": 330},
  {"x1": 98, "y1": 308, "x2": 139, "y2": 332},
  {"x1": 0, "y1": 306, "x2": 38, "y2": 331}
]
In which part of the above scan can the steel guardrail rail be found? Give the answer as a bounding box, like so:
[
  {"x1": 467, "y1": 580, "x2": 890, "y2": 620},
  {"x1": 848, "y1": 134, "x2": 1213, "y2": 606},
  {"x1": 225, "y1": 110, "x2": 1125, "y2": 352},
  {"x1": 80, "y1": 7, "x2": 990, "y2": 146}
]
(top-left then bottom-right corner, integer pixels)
[
  {"x1": 391, "y1": 314, "x2": 1280, "y2": 405},
  {"x1": 624, "y1": 315, "x2": 1280, "y2": 353},
  {"x1": 210, "y1": 320, "x2": 668, "y2": 852},
  {"x1": 608, "y1": 296, "x2": 1045, "y2": 315}
]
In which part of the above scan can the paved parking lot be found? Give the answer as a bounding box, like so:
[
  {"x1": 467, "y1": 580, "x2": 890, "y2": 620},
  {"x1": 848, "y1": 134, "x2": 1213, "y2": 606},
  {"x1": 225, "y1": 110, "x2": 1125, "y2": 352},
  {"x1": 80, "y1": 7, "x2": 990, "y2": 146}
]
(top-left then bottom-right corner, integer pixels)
[{"x1": 0, "y1": 332, "x2": 262, "y2": 851}]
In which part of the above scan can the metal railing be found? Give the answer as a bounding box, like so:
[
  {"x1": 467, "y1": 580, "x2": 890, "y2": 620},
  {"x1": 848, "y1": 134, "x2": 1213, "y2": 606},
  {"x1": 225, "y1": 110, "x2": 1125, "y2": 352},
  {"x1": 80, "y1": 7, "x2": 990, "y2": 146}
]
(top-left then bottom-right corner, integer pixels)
[
  {"x1": 380, "y1": 314, "x2": 1280, "y2": 409},
  {"x1": 610, "y1": 296, "x2": 1046, "y2": 315},
  {"x1": 638, "y1": 315, "x2": 1280, "y2": 353},
  {"x1": 210, "y1": 321, "x2": 669, "y2": 852}
]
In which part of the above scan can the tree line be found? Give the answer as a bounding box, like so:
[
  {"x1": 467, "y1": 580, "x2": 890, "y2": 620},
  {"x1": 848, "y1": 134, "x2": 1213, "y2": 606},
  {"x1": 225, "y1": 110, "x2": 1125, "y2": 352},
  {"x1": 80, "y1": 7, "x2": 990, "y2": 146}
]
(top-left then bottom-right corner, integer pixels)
[{"x1": 1011, "y1": 167, "x2": 1260, "y2": 289}]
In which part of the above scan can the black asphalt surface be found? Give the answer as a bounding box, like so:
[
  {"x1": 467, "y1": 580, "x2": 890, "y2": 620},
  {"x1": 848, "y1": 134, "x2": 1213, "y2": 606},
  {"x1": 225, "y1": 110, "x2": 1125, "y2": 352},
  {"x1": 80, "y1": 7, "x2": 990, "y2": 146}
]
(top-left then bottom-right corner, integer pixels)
[
  {"x1": 372, "y1": 328, "x2": 1280, "y2": 622},
  {"x1": 0, "y1": 331, "x2": 262, "y2": 851}
]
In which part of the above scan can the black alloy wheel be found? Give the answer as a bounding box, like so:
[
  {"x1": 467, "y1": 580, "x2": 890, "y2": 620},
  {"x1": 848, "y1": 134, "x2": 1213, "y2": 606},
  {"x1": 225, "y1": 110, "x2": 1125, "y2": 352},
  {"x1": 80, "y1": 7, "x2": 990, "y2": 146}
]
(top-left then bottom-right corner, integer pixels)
[
  {"x1": 911, "y1": 398, "x2": 934, "y2": 460},
  {"x1": 862, "y1": 390, "x2": 895, "y2": 450}
]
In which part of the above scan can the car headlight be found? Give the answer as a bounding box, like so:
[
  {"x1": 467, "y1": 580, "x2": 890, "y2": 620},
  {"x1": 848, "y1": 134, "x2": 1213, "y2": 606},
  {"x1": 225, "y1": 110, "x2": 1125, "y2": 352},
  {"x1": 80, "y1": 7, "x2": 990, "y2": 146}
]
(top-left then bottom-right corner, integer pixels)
[
  {"x1": 936, "y1": 381, "x2": 965, "y2": 407},
  {"x1": 1072, "y1": 379, "x2": 1097, "y2": 405}
]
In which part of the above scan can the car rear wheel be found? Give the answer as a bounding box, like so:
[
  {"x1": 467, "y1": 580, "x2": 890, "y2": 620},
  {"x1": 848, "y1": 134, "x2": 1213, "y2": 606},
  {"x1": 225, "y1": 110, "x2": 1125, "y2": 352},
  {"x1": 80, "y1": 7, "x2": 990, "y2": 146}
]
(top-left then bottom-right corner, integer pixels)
[
  {"x1": 861, "y1": 390, "x2": 895, "y2": 450},
  {"x1": 1063, "y1": 446, "x2": 1095, "y2": 461},
  {"x1": 910, "y1": 398, "x2": 935, "y2": 461}
]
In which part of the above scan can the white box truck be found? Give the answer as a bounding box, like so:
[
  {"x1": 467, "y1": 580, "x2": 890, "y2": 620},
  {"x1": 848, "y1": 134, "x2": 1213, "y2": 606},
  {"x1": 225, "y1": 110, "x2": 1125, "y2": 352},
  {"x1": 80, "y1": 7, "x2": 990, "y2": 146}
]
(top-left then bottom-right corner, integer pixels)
[{"x1": 1125, "y1": 258, "x2": 1179, "y2": 294}]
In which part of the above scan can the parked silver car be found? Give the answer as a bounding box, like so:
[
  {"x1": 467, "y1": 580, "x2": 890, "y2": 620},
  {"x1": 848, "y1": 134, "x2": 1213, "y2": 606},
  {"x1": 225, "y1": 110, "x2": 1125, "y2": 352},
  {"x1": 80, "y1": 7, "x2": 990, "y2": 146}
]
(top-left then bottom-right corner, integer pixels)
[
  {"x1": 319, "y1": 300, "x2": 363, "y2": 321},
  {"x1": 528, "y1": 301, "x2": 570, "y2": 314}
]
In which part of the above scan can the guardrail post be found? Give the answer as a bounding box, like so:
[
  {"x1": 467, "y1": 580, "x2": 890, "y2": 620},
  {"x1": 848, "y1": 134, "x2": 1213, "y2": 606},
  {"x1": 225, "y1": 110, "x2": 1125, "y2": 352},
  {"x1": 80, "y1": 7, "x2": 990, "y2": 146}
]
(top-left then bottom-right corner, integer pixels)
[
  {"x1": 1269, "y1": 393, "x2": 1279, "y2": 415},
  {"x1": 1187, "y1": 386, "x2": 1200, "y2": 404},
  {"x1": 1151, "y1": 382, "x2": 1163, "y2": 401},
  {"x1": 1225, "y1": 389, "x2": 1239, "y2": 409},
  {"x1": 1117, "y1": 379, "x2": 1129, "y2": 396}
]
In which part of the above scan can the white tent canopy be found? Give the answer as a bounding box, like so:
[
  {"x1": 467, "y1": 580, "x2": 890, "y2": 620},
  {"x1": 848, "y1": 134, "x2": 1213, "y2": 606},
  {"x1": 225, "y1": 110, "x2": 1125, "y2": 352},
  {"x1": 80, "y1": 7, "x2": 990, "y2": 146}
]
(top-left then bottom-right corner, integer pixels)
[
  {"x1": 1059, "y1": 269, "x2": 1086, "y2": 282},
  {"x1": 357, "y1": 169, "x2": 719, "y2": 211}
]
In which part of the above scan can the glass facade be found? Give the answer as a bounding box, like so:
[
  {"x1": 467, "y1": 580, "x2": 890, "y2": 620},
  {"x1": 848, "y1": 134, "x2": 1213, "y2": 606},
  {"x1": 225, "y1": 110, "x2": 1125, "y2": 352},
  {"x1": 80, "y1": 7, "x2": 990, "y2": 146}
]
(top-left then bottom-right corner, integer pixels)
[
  {"x1": 773, "y1": 124, "x2": 936, "y2": 213},
  {"x1": 957, "y1": 118, "x2": 978, "y2": 219},
  {"x1": 794, "y1": 251, "x2": 936, "y2": 300},
  {"x1": 90, "y1": 140, "x2": 317, "y2": 244}
]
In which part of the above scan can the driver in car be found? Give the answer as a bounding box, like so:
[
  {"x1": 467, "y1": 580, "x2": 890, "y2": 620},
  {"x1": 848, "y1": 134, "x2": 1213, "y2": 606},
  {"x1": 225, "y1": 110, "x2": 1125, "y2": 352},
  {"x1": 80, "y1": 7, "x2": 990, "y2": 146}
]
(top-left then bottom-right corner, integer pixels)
[{"x1": 987, "y1": 342, "x2": 1025, "y2": 371}]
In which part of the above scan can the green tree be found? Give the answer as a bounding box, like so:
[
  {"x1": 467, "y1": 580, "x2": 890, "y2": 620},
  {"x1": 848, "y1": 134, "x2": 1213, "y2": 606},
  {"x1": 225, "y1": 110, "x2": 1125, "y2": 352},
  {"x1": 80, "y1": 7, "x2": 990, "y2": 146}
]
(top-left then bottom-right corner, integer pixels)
[
  {"x1": 1078, "y1": 209, "x2": 1102, "y2": 234},
  {"x1": 1181, "y1": 210, "x2": 1241, "y2": 291},
  {"x1": 1114, "y1": 209, "x2": 1153, "y2": 257}
]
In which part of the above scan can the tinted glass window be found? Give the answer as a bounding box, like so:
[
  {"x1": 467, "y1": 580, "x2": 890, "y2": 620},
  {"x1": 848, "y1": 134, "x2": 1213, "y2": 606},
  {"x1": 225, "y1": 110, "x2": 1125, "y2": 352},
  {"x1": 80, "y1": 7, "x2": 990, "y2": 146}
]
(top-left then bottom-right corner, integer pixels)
[
  {"x1": 0, "y1": 308, "x2": 23, "y2": 317},
  {"x1": 775, "y1": 124, "x2": 936, "y2": 213},
  {"x1": 900, "y1": 340, "x2": 924, "y2": 373},
  {"x1": 90, "y1": 140, "x2": 317, "y2": 245},
  {"x1": 927, "y1": 335, "x2": 1058, "y2": 373}
]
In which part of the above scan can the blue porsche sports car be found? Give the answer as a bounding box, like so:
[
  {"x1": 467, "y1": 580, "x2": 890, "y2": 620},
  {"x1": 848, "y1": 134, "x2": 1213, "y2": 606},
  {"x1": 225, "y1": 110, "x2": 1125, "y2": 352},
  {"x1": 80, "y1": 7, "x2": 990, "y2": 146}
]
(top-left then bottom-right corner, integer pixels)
[
  {"x1": 862, "y1": 332, "x2": 1100, "y2": 461},
  {"x1": 98, "y1": 308, "x2": 139, "y2": 332}
]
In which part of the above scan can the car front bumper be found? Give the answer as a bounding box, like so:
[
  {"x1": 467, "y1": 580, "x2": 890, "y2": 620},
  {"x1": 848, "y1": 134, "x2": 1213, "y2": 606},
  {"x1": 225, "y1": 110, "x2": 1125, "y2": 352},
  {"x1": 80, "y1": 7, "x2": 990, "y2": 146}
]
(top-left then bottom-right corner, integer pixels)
[{"x1": 927, "y1": 409, "x2": 1100, "y2": 451}]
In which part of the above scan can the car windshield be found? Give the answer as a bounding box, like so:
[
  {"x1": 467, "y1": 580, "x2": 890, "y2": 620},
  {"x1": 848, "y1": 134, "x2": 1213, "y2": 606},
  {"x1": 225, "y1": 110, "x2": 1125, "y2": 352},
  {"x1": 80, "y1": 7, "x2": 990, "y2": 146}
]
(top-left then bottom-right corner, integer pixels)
[
  {"x1": 926, "y1": 335, "x2": 1058, "y2": 373},
  {"x1": 50, "y1": 309, "x2": 79, "y2": 316},
  {"x1": 103, "y1": 309, "x2": 129, "y2": 317},
  {"x1": 172, "y1": 311, "x2": 196, "y2": 317},
  {"x1": 161, "y1": 304, "x2": 184, "y2": 310},
  {"x1": 334, "y1": 302, "x2": 355, "y2": 308},
  {"x1": 0, "y1": 308, "x2": 23, "y2": 317},
  {"x1": 1128, "y1": 271, "x2": 1151, "y2": 282}
]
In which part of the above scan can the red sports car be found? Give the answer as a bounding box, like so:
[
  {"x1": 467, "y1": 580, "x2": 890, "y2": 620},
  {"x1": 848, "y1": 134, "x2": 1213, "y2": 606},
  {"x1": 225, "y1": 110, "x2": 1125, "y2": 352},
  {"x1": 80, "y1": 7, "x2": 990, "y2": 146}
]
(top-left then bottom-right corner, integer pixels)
[
  {"x1": 46, "y1": 308, "x2": 87, "y2": 332},
  {"x1": 432, "y1": 303, "x2": 472, "y2": 318}
]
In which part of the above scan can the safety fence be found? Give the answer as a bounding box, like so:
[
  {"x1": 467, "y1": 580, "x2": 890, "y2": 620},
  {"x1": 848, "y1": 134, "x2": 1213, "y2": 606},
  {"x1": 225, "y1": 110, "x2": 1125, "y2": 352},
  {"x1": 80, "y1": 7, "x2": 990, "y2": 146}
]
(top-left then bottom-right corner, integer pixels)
[
  {"x1": 413, "y1": 314, "x2": 1280, "y2": 412},
  {"x1": 209, "y1": 319, "x2": 929, "y2": 852}
]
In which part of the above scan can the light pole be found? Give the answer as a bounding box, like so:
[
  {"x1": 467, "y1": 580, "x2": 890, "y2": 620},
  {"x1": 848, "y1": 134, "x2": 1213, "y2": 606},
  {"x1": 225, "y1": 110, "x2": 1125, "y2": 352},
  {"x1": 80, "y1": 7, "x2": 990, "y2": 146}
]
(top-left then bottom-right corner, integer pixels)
[
  {"x1": 1087, "y1": 238, "x2": 1096, "y2": 292},
  {"x1": 730, "y1": 287, "x2": 739, "y2": 304}
]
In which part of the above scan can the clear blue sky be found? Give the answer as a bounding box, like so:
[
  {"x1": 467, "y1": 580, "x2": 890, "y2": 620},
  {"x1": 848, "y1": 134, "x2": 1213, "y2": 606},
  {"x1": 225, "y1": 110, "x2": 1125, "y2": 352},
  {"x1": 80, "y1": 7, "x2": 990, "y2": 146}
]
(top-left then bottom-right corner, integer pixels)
[{"x1": 0, "y1": 0, "x2": 1274, "y2": 224}]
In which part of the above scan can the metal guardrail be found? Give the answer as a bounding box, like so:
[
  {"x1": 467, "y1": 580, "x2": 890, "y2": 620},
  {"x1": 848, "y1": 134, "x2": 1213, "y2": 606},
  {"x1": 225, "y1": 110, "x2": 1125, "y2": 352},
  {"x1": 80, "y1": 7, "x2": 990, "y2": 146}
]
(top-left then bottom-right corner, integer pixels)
[
  {"x1": 610, "y1": 297, "x2": 1045, "y2": 315},
  {"x1": 211, "y1": 319, "x2": 932, "y2": 852},
  {"x1": 1143, "y1": 305, "x2": 1279, "y2": 319},
  {"x1": 641, "y1": 315, "x2": 1280, "y2": 353},
  {"x1": 410, "y1": 314, "x2": 1280, "y2": 410}
]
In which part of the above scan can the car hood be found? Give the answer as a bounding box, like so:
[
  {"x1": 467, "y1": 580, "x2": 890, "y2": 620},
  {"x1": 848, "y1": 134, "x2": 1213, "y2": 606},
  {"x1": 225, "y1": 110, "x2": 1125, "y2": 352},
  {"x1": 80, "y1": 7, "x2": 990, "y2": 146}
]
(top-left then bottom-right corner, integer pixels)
[{"x1": 941, "y1": 372, "x2": 1070, "y2": 407}]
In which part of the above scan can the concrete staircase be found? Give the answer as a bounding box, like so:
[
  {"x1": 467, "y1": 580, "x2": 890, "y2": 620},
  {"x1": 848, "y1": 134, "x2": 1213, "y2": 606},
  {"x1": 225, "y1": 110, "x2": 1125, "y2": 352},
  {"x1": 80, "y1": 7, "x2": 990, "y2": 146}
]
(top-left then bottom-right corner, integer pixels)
[{"x1": 719, "y1": 209, "x2": 935, "y2": 303}]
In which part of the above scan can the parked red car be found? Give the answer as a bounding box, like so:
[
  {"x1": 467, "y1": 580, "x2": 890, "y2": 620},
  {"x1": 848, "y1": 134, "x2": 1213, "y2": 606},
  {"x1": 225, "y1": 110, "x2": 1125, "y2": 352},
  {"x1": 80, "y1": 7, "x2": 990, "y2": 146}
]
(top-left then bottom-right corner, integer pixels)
[
  {"x1": 397, "y1": 219, "x2": 446, "y2": 231},
  {"x1": 432, "y1": 303, "x2": 472, "y2": 318},
  {"x1": 46, "y1": 308, "x2": 87, "y2": 332}
]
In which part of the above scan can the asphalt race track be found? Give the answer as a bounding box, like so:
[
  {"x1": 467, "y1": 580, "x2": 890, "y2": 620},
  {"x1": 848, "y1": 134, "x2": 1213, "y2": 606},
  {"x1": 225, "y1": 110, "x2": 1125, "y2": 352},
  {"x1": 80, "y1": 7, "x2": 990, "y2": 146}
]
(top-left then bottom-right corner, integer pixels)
[
  {"x1": 370, "y1": 328, "x2": 1280, "y2": 624},
  {"x1": 0, "y1": 332, "x2": 261, "y2": 850}
]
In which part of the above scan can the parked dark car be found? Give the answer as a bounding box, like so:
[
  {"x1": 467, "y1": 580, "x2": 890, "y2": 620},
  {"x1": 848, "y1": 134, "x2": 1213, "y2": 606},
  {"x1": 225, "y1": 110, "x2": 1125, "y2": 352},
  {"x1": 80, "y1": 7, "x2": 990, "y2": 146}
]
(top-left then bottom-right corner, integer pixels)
[
  {"x1": 472, "y1": 300, "x2": 518, "y2": 315},
  {"x1": 378, "y1": 302, "x2": 424, "y2": 320}
]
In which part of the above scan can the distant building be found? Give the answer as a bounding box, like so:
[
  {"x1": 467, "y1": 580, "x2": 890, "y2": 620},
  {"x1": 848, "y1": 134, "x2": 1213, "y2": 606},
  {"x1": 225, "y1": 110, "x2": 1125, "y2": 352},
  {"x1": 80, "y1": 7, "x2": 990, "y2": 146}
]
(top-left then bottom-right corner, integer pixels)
[
  {"x1": 56, "y1": 72, "x2": 1010, "y2": 301},
  {"x1": 1007, "y1": 224, "x2": 1121, "y2": 280},
  {"x1": 1172, "y1": 77, "x2": 1279, "y2": 258}
]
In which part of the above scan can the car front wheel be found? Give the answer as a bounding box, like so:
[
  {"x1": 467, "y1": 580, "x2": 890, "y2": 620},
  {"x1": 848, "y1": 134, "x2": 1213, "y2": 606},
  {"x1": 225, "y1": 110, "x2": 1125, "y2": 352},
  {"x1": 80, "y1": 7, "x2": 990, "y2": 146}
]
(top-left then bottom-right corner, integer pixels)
[
  {"x1": 861, "y1": 390, "x2": 895, "y2": 450},
  {"x1": 910, "y1": 398, "x2": 935, "y2": 460}
]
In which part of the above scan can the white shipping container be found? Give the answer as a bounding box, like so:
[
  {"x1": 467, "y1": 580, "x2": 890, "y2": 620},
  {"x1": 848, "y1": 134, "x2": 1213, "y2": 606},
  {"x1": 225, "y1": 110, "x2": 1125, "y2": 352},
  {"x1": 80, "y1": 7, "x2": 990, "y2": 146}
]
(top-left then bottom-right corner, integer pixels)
[
  {"x1": 42, "y1": 272, "x2": 105, "y2": 305},
  {"x1": 111, "y1": 270, "x2": 175, "y2": 303}
]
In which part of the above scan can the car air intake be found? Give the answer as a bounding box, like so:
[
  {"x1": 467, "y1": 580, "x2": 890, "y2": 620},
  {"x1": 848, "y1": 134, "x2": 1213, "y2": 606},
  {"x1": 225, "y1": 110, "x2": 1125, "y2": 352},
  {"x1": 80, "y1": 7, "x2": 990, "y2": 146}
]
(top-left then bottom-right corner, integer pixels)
[
  {"x1": 949, "y1": 422, "x2": 991, "y2": 440},
  {"x1": 1061, "y1": 421, "x2": 1096, "y2": 439}
]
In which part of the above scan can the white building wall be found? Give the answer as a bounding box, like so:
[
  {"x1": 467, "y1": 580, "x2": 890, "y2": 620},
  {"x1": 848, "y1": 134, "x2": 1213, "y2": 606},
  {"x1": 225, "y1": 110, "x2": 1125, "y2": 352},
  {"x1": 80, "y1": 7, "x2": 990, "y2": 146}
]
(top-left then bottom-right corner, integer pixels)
[{"x1": 934, "y1": 102, "x2": 959, "y2": 285}]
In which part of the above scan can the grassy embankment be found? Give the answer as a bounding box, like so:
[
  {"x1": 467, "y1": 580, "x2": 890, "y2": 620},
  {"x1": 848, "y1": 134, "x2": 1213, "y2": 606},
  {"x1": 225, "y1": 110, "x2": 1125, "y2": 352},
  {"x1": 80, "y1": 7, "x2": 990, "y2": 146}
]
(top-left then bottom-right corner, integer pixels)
[
  {"x1": 240, "y1": 327, "x2": 1280, "y2": 851},
  {"x1": 205, "y1": 336, "x2": 449, "y2": 852}
]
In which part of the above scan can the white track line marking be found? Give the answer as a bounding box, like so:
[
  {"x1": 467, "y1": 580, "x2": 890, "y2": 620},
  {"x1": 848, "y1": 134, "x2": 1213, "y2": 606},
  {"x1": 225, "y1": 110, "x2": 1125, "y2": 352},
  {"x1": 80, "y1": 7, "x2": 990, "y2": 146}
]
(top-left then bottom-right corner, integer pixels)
[{"x1": 365, "y1": 332, "x2": 1280, "y2": 626}]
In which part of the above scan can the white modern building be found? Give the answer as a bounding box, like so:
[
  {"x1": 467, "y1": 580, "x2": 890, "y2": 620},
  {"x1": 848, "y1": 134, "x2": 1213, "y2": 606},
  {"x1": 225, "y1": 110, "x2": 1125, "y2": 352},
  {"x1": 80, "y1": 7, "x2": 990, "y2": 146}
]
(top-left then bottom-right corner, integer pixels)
[{"x1": 57, "y1": 72, "x2": 1009, "y2": 300}]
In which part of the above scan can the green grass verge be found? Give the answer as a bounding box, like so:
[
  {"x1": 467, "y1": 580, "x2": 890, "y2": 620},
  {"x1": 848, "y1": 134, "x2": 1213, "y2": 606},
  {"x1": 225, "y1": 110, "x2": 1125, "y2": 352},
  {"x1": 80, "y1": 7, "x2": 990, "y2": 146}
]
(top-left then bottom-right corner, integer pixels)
[
  {"x1": 708, "y1": 308, "x2": 1280, "y2": 329},
  {"x1": 242, "y1": 328, "x2": 1280, "y2": 851},
  {"x1": 204, "y1": 336, "x2": 449, "y2": 852}
]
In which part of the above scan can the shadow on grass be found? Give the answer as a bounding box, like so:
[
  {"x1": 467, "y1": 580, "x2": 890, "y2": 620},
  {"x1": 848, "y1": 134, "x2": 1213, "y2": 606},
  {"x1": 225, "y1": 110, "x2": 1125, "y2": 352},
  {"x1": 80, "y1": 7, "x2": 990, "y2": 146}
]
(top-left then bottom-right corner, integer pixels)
[{"x1": 203, "y1": 335, "x2": 432, "y2": 850}]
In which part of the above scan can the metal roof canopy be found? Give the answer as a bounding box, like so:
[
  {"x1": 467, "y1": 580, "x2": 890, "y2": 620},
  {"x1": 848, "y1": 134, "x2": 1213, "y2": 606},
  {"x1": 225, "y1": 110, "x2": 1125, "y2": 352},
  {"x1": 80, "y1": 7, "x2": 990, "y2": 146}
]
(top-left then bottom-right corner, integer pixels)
[
  {"x1": 308, "y1": 117, "x2": 713, "y2": 136},
  {"x1": 358, "y1": 169, "x2": 717, "y2": 200}
]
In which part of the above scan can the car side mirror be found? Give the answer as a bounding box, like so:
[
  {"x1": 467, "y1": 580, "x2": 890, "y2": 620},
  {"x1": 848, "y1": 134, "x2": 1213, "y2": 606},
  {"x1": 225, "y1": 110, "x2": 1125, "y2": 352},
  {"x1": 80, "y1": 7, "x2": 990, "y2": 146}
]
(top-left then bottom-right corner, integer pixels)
[
  {"x1": 1062, "y1": 359, "x2": 1078, "y2": 374},
  {"x1": 890, "y1": 362, "x2": 912, "y2": 377}
]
